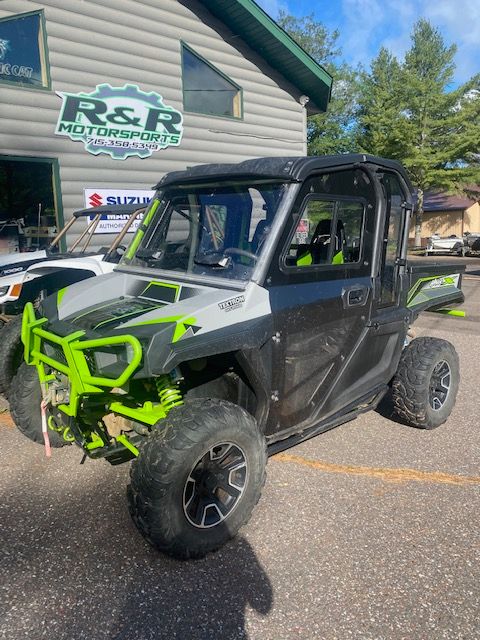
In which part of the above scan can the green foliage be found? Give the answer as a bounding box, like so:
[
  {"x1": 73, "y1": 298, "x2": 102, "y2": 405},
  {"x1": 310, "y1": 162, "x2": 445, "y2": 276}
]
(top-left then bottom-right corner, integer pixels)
[
  {"x1": 356, "y1": 19, "x2": 480, "y2": 243},
  {"x1": 356, "y1": 48, "x2": 407, "y2": 158},
  {"x1": 277, "y1": 11, "x2": 480, "y2": 244},
  {"x1": 277, "y1": 11, "x2": 359, "y2": 155},
  {"x1": 277, "y1": 11, "x2": 340, "y2": 66}
]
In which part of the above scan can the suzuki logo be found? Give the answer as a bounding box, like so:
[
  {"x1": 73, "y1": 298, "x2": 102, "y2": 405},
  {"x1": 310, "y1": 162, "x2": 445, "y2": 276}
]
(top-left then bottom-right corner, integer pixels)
[{"x1": 89, "y1": 192, "x2": 103, "y2": 207}]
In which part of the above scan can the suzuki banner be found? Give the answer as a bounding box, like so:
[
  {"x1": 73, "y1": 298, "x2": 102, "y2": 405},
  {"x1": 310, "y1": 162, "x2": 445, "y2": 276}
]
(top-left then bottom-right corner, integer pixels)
[{"x1": 84, "y1": 188, "x2": 154, "y2": 233}]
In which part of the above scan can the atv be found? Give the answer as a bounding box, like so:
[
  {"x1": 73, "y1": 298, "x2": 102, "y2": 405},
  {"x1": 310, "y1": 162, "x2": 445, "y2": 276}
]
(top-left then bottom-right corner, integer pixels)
[
  {"x1": 13, "y1": 155, "x2": 464, "y2": 560},
  {"x1": 0, "y1": 203, "x2": 145, "y2": 395}
]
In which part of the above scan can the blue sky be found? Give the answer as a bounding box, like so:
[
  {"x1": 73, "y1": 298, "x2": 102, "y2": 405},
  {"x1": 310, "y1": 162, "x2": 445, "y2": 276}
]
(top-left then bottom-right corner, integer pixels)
[{"x1": 257, "y1": 0, "x2": 479, "y2": 86}]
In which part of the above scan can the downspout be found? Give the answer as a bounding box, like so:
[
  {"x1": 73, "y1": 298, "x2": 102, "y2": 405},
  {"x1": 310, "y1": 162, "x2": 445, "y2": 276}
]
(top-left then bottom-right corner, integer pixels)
[{"x1": 299, "y1": 95, "x2": 309, "y2": 156}]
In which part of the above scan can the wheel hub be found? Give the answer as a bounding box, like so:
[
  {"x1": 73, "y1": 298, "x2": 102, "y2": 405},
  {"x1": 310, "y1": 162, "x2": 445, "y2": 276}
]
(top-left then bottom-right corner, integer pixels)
[
  {"x1": 429, "y1": 360, "x2": 451, "y2": 411},
  {"x1": 183, "y1": 442, "x2": 248, "y2": 529}
]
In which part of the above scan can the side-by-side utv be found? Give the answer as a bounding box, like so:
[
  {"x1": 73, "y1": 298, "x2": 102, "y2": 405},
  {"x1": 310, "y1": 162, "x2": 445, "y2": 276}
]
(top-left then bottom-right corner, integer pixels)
[{"x1": 13, "y1": 155, "x2": 464, "y2": 559}]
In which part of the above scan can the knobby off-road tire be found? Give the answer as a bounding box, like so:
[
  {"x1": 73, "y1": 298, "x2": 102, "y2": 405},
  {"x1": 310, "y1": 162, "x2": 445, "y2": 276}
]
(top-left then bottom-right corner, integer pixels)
[
  {"x1": 128, "y1": 398, "x2": 267, "y2": 560},
  {"x1": 0, "y1": 316, "x2": 23, "y2": 396},
  {"x1": 392, "y1": 337, "x2": 459, "y2": 429},
  {"x1": 10, "y1": 362, "x2": 67, "y2": 448}
]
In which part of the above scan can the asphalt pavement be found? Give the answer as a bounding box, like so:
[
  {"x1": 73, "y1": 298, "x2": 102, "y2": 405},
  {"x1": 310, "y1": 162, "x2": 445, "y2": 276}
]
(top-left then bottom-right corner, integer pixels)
[{"x1": 0, "y1": 262, "x2": 479, "y2": 640}]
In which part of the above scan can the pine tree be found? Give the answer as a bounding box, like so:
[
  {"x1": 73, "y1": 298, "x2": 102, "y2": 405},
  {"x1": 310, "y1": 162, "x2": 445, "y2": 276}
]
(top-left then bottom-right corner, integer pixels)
[
  {"x1": 356, "y1": 48, "x2": 406, "y2": 158},
  {"x1": 358, "y1": 20, "x2": 480, "y2": 245}
]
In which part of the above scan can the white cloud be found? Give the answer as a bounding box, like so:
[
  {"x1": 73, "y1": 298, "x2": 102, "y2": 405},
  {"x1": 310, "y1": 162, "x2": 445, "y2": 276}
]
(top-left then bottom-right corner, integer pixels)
[
  {"x1": 258, "y1": 0, "x2": 479, "y2": 83},
  {"x1": 339, "y1": 0, "x2": 388, "y2": 64},
  {"x1": 339, "y1": 0, "x2": 479, "y2": 83},
  {"x1": 423, "y1": 0, "x2": 480, "y2": 82},
  {"x1": 426, "y1": 0, "x2": 480, "y2": 46}
]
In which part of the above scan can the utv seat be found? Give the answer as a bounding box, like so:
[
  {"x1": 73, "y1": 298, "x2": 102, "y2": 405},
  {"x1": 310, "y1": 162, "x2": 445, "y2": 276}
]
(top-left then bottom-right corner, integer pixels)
[{"x1": 296, "y1": 219, "x2": 344, "y2": 266}]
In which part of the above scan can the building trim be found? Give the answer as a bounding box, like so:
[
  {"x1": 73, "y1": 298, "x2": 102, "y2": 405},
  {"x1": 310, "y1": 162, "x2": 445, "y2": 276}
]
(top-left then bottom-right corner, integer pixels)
[{"x1": 202, "y1": 0, "x2": 333, "y2": 113}]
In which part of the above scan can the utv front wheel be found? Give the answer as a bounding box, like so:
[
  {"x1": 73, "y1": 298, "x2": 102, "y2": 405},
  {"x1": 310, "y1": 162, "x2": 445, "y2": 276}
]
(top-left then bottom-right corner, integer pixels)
[
  {"x1": 10, "y1": 362, "x2": 67, "y2": 448},
  {"x1": 392, "y1": 337, "x2": 459, "y2": 429},
  {"x1": 128, "y1": 398, "x2": 267, "y2": 560}
]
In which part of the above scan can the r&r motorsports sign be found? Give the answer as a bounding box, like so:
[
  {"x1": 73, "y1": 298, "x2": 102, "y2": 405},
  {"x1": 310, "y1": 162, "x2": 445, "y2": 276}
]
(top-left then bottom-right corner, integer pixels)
[{"x1": 55, "y1": 84, "x2": 183, "y2": 160}]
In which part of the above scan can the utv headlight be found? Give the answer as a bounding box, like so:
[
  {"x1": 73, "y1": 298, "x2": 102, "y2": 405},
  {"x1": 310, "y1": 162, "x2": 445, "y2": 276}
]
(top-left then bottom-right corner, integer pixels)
[
  {"x1": 0, "y1": 285, "x2": 9, "y2": 297},
  {"x1": 91, "y1": 343, "x2": 140, "y2": 379},
  {"x1": 92, "y1": 347, "x2": 125, "y2": 378}
]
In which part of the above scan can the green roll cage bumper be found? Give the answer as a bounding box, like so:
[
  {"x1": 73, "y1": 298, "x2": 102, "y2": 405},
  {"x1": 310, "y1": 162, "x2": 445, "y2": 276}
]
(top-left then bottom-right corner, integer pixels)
[
  {"x1": 22, "y1": 302, "x2": 143, "y2": 417},
  {"x1": 21, "y1": 303, "x2": 183, "y2": 457}
]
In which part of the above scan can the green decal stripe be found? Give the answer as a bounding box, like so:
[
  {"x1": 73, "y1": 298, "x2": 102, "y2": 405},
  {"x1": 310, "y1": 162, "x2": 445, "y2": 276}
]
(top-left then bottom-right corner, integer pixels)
[
  {"x1": 73, "y1": 298, "x2": 126, "y2": 322},
  {"x1": 126, "y1": 314, "x2": 198, "y2": 343},
  {"x1": 57, "y1": 287, "x2": 68, "y2": 306},
  {"x1": 407, "y1": 286, "x2": 459, "y2": 309},
  {"x1": 93, "y1": 303, "x2": 162, "y2": 330}
]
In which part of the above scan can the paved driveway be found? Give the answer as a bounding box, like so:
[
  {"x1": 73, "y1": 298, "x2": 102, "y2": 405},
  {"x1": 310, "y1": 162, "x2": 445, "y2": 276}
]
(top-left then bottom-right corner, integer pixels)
[{"x1": 0, "y1": 272, "x2": 479, "y2": 640}]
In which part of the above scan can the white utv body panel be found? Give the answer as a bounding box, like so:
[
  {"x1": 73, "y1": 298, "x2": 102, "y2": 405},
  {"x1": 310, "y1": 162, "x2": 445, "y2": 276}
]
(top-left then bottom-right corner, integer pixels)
[{"x1": 0, "y1": 253, "x2": 116, "y2": 306}]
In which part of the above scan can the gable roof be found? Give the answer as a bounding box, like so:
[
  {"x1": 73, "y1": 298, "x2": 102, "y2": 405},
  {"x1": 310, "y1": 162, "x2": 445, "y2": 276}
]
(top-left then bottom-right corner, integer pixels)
[
  {"x1": 424, "y1": 191, "x2": 478, "y2": 212},
  {"x1": 201, "y1": 0, "x2": 333, "y2": 114}
]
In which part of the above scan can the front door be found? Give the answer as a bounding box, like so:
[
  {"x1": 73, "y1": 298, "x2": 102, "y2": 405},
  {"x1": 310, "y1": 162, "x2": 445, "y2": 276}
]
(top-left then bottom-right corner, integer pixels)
[{"x1": 265, "y1": 167, "x2": 377, "y2": 436}]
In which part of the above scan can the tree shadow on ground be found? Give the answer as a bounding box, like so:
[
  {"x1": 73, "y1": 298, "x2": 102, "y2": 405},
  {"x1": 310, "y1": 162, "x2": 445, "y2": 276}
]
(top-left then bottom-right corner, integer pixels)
[
  {"x1": 0, "y1": 461, "x2": 272, "y2": 640},
  {"x1": 109, "y1": 534, "x2": 272, "y2": 640}
]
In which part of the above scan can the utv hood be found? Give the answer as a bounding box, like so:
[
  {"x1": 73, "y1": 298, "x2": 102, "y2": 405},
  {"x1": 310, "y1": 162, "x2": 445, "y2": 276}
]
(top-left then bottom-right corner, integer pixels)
[{"x1": 40, "y1": 271, "x2": 272, "y2": 375}]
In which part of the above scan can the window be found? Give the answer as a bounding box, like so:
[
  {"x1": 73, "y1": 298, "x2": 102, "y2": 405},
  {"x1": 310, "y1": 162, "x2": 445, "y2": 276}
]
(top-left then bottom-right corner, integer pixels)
[
  {"x1": 0, "y1": 11, "x2": 50, "y2": 89},
  {"x1": 285, "y1": 198, "x2": 364, "y2": 268},
  {"x1": 182, "y1": 44, "x2": 242, "y2": 118},
  {"x1": 379, "y1": 173, "x2": 406, "y2": 305},
  {"x1": 123, "y1": 181, "x2": 287, "y2": 282}
]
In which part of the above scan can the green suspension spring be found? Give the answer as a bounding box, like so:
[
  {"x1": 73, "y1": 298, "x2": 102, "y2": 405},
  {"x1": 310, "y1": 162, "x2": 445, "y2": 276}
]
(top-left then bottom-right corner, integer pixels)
[{"x1": 156, "y1": 374, "x2": 183, "y2": 413}]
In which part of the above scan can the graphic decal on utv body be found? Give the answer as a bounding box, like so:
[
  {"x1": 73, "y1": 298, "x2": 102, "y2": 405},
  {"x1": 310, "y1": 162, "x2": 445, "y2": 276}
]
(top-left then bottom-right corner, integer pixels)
[
  {"x1": 407, "y1": 274, "x2": 462, "y2": 309},
  {"x1": 218, "y1": 295, "x2": 245, "y2": 312},
  {"x1": 73, "y1": 298, "x2": 165, "y2": 331}
]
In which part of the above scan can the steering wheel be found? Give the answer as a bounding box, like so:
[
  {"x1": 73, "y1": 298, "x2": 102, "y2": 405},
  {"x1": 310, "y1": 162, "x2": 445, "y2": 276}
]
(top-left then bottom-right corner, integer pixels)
[{"x1": 223, "y1": 247, "x2": 258, "y2": 263}]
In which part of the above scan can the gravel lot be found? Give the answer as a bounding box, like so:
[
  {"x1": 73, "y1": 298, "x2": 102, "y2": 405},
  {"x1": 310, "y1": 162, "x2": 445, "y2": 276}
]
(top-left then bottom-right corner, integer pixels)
[{"x1": 0, "y1": 261, "x2": 479, "y2": 640}]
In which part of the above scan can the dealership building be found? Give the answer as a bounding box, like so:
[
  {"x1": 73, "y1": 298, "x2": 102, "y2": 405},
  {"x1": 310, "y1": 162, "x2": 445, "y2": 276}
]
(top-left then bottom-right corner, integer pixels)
[{"x1": 0, "y1": 0, "x2": 332, "y2": 250}]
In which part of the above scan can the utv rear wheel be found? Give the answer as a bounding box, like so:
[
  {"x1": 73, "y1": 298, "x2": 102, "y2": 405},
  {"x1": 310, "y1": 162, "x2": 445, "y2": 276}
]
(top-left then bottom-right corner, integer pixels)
[
  {"x1": 10, "y1": 362, "x2": 67, "y2": 448},
  {"x1": 128, "y1": 398, "x2": 267, "y2": 560},
  {"x1": 392, "y1": 337, "x2": 459, "y2": 429},
  {"x1": 0, "y1": 316, "x2": 23, "y2": 396}
]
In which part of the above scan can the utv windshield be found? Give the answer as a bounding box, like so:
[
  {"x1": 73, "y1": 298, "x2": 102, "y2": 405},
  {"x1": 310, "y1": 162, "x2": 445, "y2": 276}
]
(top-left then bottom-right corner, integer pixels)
[{"x1": 121, "y1": 180, "x2": 288, "y2": 282}]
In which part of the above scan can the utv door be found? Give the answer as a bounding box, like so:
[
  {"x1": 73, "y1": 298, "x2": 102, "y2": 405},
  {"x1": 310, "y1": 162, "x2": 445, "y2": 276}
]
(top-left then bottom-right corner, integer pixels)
[
  {"x1": 364, "y1": 170, "x2": 411, "y2": 380},
  {"x1": 265, "y1": 168, "x2": 377, "y2": 436}
]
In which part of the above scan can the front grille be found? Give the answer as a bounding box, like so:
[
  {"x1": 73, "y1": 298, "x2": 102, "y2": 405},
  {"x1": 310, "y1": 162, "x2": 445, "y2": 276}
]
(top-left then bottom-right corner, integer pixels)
[{"x1": 42, "y1": 342, "x2": 68, "y2": 368}]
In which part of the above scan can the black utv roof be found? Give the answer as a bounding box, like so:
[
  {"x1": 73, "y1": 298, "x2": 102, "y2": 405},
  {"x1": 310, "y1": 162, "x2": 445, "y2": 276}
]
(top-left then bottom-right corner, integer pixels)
[{"x1": 156, "y1": 154, "x2": 413, "y2": 193}]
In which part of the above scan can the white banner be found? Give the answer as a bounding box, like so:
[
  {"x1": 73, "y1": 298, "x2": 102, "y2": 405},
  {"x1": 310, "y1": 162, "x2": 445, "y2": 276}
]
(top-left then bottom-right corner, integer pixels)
[{"x1": 83, "y1": 188, "x2": 154, "y2": 233}]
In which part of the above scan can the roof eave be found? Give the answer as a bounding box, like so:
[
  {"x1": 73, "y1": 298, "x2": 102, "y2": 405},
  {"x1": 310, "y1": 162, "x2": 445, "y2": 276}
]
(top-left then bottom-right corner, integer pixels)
[{"x1": 201, "y1": 0, "x2": 333, "y2": 114}]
